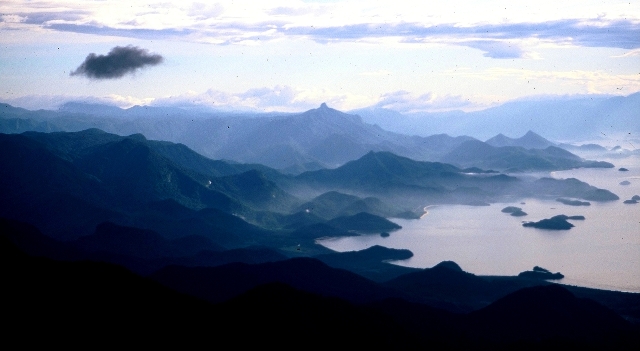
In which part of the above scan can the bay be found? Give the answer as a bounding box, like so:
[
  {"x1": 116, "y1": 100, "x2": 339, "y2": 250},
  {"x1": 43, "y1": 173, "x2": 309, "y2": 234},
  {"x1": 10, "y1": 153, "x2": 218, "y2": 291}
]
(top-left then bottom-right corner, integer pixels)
[{"x1": 319, "y1": 155, "x2": 640, "y2": 292}]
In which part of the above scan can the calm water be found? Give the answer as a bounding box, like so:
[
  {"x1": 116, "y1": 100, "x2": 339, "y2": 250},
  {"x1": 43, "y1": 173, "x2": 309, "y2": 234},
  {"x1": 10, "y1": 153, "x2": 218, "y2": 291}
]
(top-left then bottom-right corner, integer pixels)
[{"x1": 319, "y1": 155, "x2": 640, "y2": 292}]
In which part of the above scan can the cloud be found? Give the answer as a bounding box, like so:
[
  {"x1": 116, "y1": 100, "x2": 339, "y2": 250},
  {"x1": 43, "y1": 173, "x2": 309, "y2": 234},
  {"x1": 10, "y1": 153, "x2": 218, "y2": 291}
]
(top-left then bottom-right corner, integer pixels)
[
  {"x1": 359, "y1": 70, "x2": 392, "y2": 76},
  {"x1": 14, "y1": 2, "x2": 634, "y2": 54},
  {"x1": 462, "y1": 41, "x2": 526, "y2": 59},
  {"x1": 188, "y1": 3, "x2": 224, "y2": 19},
  {"x1": 19, "y1": 10, "x2": 89, "y2": 25},
  {"x1": 449, "y1": 68, "x2": 640, "y2": 94},
  {"x1": 70, "y1": 45, "x2": 164, "y2": 79},
  {"x1": 153, "y1": 87, "x2": 485, "y2": 114},
  {"x1": 4, "y1": 1, "x2": 635, "y2": 56},
  {"x1": 153, "y1": 86, "x2": 322, "y2": 112},
  {"x1": 285, "y1": 19, "x2": 640, "y2": 51},
  {"x1": 151, "y1": 85, "x2": 373, "y2": 112},
  {"x1": 49, "y1": 23, "x2": 192, "y2": 40},
  {"x1": 612, "y1": 48, "x2": 640, "y2": 58},
  {"x1": 373, "y1": 91, "x2": 478, "y2": 113},
  {"x1": 268, "y1": 7, "x2": 318, "y2": 16},
  {"x1": 2, "y1": 94, "x2": 153, "y2": 110}
]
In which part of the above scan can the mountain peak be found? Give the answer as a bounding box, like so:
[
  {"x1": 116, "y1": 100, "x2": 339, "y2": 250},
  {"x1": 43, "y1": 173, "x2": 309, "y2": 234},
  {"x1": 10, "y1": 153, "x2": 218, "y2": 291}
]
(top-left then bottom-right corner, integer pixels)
[{"x1": 319, "y1": 102, "x2": 328, "y2": 109}]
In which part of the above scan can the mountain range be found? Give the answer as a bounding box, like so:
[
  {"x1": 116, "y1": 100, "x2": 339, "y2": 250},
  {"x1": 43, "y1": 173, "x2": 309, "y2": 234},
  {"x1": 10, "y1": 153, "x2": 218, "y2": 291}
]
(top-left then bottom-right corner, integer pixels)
[
  {"x1": 352, "y1": 92, "x2": 640, "y2": 141},
  {"x1": 1, "y1": 100, "x2": 638, "y2": 347},
  {"x1": 2, "y1": 101, "x2": 622, "y2": 173}
]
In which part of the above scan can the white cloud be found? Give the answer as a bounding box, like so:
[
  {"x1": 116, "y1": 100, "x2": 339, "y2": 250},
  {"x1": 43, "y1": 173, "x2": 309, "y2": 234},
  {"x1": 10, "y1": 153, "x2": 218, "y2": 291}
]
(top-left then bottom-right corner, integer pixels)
[
  {"x1": 372, "y1": 90, "x2": 486, "y2": 113},
  {"x1": 2, "y1": 1, "x2": 639, "y2": 52},
  {"x1": 449, "y1": 68, "x2": 640, "y2": 95},
  {"x1": 151, "y1": 85, "x2": 374, "y2": 112},
  {"x1": 359, "y1": 69, "x2": 392, "y2": 76},
  {"x1": 612, "y1": 48, "x2": 640, "y2": 57},
  {"x1": 2, "y1": 93, "x2": 153, "y2": 110}
]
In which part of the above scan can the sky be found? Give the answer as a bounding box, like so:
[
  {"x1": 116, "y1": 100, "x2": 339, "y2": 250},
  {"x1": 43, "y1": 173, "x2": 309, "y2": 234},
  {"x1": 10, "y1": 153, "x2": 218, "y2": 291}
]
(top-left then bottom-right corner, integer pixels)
[{"x1": 1, "y1": 0, "x2": 639, "y2": 113}]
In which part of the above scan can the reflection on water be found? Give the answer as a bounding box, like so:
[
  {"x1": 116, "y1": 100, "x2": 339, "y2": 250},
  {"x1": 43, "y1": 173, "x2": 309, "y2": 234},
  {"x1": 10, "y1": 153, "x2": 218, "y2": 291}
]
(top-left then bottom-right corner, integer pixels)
[{"x1": 319, "y1": 155, "x2": 640, "y2": 292}]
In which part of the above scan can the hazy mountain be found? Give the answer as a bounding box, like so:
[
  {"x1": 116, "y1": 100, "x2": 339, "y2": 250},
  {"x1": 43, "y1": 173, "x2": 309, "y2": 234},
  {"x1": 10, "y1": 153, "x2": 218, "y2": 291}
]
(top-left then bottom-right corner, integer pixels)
[
  {"x1": 291, "y1": 150, "x2": 617, "y2": 207},
  {"x1": 352, "y1": 93, "x2": 640, "y2": 141},
  {"x1": 0, "y1": 102, "x2": 477, "y2": 170},
  {"x1": 0, "y1": 130, "x2": 299, "y2": 242},
  {"x1": 295, "y1": 191, "x2": 409, "y2": 219},
  {"x1": 485, "y1": 130, "x2": 556, "y2": 149},
  {"x1": 326, "y1": 212, "x2": 402, "y2": 233},
  {"x1": 441, "y1": 140, "x2": 614, "y2": 172}
]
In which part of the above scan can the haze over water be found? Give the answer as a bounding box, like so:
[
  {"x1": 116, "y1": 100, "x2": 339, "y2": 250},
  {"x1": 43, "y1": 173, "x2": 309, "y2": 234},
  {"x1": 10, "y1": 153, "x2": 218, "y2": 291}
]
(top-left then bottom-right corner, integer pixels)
[{"x1": 320, "y1": 155, "x2": 640, "y2": 293}]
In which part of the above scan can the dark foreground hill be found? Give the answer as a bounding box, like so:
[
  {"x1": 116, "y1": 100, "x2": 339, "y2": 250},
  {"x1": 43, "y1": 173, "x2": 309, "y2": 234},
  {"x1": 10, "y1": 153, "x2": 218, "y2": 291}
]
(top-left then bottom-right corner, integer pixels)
[{"x1": 3, "y1": 219, "x2": 638, "y2": 349}]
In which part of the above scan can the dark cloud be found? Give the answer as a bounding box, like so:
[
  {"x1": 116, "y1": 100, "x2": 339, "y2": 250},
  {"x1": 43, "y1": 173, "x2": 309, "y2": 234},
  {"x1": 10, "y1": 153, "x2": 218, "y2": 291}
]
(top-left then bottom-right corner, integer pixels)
[{"x1": 70, "y1": 45, "x2": 164, "y2": 79}]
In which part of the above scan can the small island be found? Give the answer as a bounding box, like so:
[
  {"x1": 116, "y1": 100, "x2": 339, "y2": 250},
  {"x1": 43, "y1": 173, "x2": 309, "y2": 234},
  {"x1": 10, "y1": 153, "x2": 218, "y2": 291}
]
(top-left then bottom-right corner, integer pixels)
[
  {"x1": 618, "y1": 167, "x2": 629, "y2": 172},
  {"x1": 522, "y1": 215, "x2": 584, "y2": 230},
  {"x1": 518, "y1": 266, "x2": 564, "y2": 280},
  {"x1": 620, "y1": 180, "x2": 631, "y2": 186},
  {"x1": 556, "y1": 198, "x2": 591, "y2": 206},
  {"x1": 501, "y1": 206, "x2": 528, "y2": 217}
]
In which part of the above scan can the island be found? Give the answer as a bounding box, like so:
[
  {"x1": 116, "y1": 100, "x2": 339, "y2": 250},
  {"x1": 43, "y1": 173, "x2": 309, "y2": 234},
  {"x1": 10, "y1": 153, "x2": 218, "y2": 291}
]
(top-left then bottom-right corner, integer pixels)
[
  {"x1": 618, "y1": 168, "x2": 629, "y2": 172},
  {"x1": 501, "y1": 206, "x2": 528, "y2": 217},
  {"x1": 619, "y1": 180, "x2": 631, "y2": 186},
  {"x1": 522, "y1": 215, "x2": 584, "y2": 230},
  {"x1": 556, "y1": 198, "x2": 591, "y2": 206},
  {"x1": 518, "y1": 266, "x2": 564, "y2": 280}
]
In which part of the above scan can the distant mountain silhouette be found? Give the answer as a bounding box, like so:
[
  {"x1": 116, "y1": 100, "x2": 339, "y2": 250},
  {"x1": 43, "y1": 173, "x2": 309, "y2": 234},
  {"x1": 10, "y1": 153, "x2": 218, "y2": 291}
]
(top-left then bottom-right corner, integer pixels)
[
  {"x1": 441, "y1": 139, "x2": 613, "y2": 172},
  {"x1": 353, "y1": 93, "x2": 640, "y2": 141},
  {"x1": 486, "y1": 130, "x2": 556, "y2": 149},
  {"x1": 0, "y1": 102, "x2": 476, "y2": 170},
  {"x1": 291, "y1": 150, "x2": 616, "y2": 207}
]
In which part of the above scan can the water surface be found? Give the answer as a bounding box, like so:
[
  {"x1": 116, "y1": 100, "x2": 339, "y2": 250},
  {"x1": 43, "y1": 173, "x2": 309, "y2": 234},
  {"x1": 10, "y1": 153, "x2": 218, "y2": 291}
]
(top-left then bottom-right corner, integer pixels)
[{"x1": 319, "y1": 155, "x2": 640, "y2": 292}]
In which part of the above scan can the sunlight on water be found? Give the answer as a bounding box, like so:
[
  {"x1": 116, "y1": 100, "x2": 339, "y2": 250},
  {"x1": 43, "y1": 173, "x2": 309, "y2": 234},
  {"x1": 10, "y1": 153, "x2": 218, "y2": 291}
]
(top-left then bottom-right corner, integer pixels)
[{"x1": 319, "y1": 155, "x2": 640, "y2": 292}]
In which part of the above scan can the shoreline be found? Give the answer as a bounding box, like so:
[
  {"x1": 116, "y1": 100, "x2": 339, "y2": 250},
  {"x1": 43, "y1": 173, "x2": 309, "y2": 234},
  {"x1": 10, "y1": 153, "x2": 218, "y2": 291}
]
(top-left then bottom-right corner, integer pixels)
[{"x1": 420, "y1": 205, "x2": 438, "y2": 219}]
